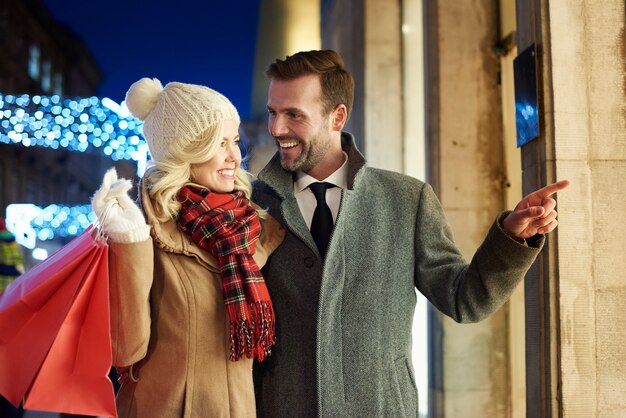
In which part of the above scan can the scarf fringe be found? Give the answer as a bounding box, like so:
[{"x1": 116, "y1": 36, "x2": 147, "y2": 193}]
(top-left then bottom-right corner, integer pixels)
[
  {"x1": 176, "y1": 187, "x2": 276, "y2": 362},
  {"x1": 229, "y1": 301, "x2": 276, "y2": 362}
]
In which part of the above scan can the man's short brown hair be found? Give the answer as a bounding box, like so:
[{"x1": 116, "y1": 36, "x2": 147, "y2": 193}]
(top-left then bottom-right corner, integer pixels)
[{"x1": 265, "y1": 50, "x2": 354, "y2": 118}]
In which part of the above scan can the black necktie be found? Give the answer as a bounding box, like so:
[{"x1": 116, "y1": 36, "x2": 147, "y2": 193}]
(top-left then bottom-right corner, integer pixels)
[{"x1": 309, "y1": 182, "x2": 335, "y2": 258}]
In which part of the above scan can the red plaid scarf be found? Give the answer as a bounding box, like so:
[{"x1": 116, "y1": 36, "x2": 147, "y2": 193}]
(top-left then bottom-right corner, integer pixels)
[{"x1": 176, "y1": 185, "x2": 275, "y2": 361}]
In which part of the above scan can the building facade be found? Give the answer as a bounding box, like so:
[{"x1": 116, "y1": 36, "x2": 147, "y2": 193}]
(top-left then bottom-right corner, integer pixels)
[
  {"x1": 0, "y1": 0, "x2": 135, "y2": 267},
  {"x1": 250, "y1": 0, "x2": 626, "y2": 416}
]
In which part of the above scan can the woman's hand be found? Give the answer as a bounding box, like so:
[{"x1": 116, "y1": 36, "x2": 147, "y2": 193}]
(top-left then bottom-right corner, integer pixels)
[{"x1": 91, "y1": 168, "x2": 151, "y2": 243}]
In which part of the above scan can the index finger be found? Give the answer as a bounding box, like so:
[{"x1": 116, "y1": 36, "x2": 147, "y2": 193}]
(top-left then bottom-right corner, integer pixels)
[{"x1": 533, "y1": 179, "x2": 570, "y2": 199}]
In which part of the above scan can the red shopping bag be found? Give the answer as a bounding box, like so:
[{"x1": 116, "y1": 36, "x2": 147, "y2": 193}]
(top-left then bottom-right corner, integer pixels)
[{"x1": 0, "y1": 225, "x2": 116, "y2": 417}]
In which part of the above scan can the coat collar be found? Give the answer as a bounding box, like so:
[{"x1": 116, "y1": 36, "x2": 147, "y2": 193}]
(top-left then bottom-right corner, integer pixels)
[
  {"x1": 139, "y1": 179, "x2": 220, "y2": 270},
  {"x1": 139, "y1": 179, "x2": 284, "y2": 272},
  {"x1": 256, "y1": 132, "x2": 366, "y2": 257},
  {"x1": 257, "y1": 131, "x2": 367, "y2": 200}
]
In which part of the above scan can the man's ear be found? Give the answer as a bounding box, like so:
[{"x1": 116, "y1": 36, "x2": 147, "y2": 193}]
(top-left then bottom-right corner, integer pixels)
[{"x1": 331, "y1": 105, "x2": 348, "y2": 131}]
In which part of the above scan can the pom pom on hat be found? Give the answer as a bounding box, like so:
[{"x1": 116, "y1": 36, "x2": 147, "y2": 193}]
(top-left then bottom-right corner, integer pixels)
[
  {"x1": 126, "y1": 78, "x2": 240, "y2": 162},
  {"x1": 125, "y1": 78, "x2": 164, "y2": 121}
]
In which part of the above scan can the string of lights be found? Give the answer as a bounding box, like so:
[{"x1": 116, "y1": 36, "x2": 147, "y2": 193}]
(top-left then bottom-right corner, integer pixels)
[
  {"x1": 0, "y1": 93, "x2": 148, "y2": 163},
  {"x1": 5, "y1": 203, "x2": 97, "y2": 249},
  {"x1": 1, "y1": 93, "x2": 148, "y2": 245}
]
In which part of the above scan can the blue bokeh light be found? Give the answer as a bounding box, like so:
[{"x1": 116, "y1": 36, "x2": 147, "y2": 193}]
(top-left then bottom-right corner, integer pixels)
[
  {"x1": 2, "y1": 92, "x2": 152, "y2": 239},
  {"x1": 0, "y1": 92, "x2": 149, "y2": 164}
]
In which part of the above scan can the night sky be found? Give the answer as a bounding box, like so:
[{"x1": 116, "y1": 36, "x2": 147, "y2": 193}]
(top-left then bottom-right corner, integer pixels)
[{"x1": 39, "y1": 0, "x2": 261, "y2": 119}]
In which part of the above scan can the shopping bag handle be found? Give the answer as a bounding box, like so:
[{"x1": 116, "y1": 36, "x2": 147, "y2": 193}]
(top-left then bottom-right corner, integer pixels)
[{"x1": 93, "y1": 202, "x2": 113, "y2": 243}]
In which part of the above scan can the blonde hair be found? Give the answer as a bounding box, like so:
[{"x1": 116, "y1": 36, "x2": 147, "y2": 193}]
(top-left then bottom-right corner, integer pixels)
[{"x1": 143, "y1": 121, "x2": 253, "y2": 222}]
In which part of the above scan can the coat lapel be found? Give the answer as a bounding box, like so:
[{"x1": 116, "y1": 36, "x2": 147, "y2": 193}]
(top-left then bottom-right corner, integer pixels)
[
  {"x1": 282, "y1": 195, "x2": 319, "y2": 255},
  {"x1": 258, "y1": 154, "x2": 319, "y2": 253},
  {"x1": 257, "y1": 132, "x2": 368, "y2": 257}
]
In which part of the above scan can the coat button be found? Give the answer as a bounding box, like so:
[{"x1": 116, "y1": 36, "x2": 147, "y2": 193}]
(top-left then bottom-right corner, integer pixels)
[{"x1": 304, "y1": 257, "x2": 315, "y2": 268}]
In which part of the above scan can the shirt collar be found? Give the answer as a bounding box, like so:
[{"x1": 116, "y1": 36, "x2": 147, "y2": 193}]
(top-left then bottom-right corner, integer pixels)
[{"x1": 294, "y1": 151, "x2": 349, "y2": 194}]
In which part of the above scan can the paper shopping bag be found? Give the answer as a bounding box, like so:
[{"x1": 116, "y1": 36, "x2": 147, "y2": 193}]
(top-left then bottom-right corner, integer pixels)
[
  {"x1": 0, "y1": 225, "x2": 101, "y2": 404},
  {"x1": 0, "y1": 225, "x2": 116, "y2": 417},
  {"x1": 24, "y1": 240, "x2": 116, "y2": 417}
]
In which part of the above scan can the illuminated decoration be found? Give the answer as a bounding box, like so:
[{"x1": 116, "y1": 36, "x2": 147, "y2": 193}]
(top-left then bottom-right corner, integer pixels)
[
  {"x1": 6, "y1": 203, "x2": 97, "y2": 248},
  {"x1": 1, "y1": 93, "x2": 152, "y2": 242},
  {"x1": 0, "y1": 93, "x2": 149, "y2": 175},
  {"x1": 32, "y1": 248, "x2": 49, "y2": 261}
]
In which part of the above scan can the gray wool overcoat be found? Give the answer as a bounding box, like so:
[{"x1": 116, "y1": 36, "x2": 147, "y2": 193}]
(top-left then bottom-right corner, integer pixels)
[{"x1": 252, "y1": 132, "x2": 543, "y2": 418}]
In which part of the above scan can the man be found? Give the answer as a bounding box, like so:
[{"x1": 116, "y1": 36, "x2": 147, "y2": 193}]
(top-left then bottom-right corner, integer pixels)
[{"x1": 252, "y1": 49, "x2": 568, "y2": 417}]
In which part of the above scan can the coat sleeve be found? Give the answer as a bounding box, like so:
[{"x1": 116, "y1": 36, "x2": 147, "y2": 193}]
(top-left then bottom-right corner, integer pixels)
[
  {"x1": 108, "y1": 239, "x2": 153, "y2": 366},
  {"x1": 253, "y1": 210, "x2": 285, "y2": 269},
  {"x1": 413, "y1": 183, "x2": 543, "y2": 323}
]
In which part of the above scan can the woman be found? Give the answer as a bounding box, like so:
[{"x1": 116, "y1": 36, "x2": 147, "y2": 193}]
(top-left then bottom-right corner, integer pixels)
[{"x1": 91, "y1": 78, "x2": 284, "y2": 418}]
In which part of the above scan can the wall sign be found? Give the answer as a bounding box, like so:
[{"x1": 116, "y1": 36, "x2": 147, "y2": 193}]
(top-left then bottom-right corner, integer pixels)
[{"x1": 513, "y1": 44, "x2": 540, "y2": 147}]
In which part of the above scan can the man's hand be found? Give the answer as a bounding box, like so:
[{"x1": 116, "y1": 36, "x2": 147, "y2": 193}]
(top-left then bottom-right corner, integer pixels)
[{"x1": 502, "y1": 180, "x2": 570, "y2": 240}]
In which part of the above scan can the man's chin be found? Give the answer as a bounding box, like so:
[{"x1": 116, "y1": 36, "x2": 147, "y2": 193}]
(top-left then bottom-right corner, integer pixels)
[
  {"x1": 279, "y1": 156, "x2": 299, "y2": 172},
  {"x1": 279, "y1": 150, "x2": 315, "y2": 172}
]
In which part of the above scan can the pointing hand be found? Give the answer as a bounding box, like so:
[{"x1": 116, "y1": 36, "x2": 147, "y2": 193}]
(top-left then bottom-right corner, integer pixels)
[{"x1": 502, "y1": 180, "x2": 570, "y2": 240}]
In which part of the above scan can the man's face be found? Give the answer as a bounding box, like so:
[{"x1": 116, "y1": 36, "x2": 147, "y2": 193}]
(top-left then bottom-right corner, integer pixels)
[{"x1": 267, "y1": 74, "x2": 334, "y2": 173}]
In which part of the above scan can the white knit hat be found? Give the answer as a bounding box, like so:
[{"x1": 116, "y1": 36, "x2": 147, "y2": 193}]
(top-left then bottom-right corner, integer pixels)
[{"x1": 125, "y1": 78, "x2": 240, "y2": 162}]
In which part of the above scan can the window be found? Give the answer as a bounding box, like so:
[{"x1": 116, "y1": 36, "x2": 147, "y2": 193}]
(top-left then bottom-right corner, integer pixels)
[
  {"x1": 53, "y1": 73, "x2": 63, "y2": 96},
  {"x1": 41, "y1": 61, "x2": 51, "y2": 92},
  {"x1": 28, "y1": 45, "x2": 40, "y2": 80}
]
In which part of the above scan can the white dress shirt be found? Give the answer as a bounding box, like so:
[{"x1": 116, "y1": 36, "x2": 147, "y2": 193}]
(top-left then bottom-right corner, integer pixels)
[{"x1": 294, "y1": 152, "x2": 349, "y2": 230}]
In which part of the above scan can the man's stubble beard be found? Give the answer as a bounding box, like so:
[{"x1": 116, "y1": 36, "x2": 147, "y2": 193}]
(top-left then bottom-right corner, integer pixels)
[{"x1": 279, "y1": 125, "x2": 331, "y2": 173}]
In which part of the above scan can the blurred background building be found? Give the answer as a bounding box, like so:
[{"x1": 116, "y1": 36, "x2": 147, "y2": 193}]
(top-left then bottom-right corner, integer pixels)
[
  {"x1": 0, "y1": 0, "x2": 136, "y2": 270},
  {"x1": 1, "y1": 0, "x2": 625, "y2": 417}
]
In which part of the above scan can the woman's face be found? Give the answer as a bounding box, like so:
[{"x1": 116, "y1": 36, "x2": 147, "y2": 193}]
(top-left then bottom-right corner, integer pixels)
[{"x1": 190, "y1": 119, "x2": 242, "y2": 193}]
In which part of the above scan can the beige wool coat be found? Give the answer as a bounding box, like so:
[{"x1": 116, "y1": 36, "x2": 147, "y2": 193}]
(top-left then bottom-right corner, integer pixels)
[{"x1": 109, "y1": 183, "x2": 284, "y2": 418}]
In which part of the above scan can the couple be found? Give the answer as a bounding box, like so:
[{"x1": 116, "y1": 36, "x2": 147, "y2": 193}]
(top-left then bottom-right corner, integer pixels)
[{"x1": 92, "y1": 49, "x2": 569, "y2": 418}]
